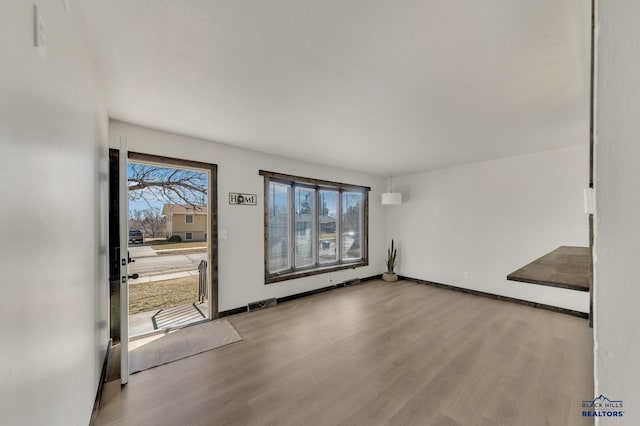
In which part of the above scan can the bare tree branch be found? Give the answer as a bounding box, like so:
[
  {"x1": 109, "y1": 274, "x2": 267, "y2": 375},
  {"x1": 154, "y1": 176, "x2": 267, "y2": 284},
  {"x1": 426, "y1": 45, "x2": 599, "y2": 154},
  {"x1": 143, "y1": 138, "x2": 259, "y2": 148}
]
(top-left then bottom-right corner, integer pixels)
[{"x1": 128, "y1": 163, "x2": 207, "y2": 208}]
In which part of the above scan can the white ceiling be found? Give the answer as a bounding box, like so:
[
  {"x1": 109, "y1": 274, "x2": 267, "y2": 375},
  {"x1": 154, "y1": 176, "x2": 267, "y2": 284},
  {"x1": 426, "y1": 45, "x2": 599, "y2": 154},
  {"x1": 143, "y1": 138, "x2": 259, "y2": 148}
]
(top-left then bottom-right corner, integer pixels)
[{"x1": 81, "y1": 0, "x2": 591, "y2": 176}]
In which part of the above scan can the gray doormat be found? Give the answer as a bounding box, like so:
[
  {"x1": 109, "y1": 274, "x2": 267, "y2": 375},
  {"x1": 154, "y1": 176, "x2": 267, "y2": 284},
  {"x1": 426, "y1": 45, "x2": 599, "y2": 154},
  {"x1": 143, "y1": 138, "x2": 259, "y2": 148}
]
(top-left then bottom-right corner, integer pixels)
[{"x1": 129, "y1": 319, "x2": 241, "y2": 374}]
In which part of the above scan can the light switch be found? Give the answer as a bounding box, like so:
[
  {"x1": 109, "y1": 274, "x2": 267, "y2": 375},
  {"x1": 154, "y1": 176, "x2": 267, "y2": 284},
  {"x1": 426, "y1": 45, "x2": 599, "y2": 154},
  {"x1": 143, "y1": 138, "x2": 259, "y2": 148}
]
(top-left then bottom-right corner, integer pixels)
[
  {"x1": 34, "y1": 5, "x2": 46, "y2": 61},
  {"x1": 219, "y1": 230, "x2": 228, "y2": 240},
  {"x1": 584, "y1": 188, "x2": 595, "y2": 215}
]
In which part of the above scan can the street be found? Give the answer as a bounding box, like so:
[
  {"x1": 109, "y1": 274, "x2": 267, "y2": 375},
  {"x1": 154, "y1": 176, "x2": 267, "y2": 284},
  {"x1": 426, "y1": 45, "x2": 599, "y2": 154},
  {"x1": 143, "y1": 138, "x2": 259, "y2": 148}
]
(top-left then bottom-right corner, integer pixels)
[{"x1": 128, "y1": 251, "x2": 207, "y2": 275}]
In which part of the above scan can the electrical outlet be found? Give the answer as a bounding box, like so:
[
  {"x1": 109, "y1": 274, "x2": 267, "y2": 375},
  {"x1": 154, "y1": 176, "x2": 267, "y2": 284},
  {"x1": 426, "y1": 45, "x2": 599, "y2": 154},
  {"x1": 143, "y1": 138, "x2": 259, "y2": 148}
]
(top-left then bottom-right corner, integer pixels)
[
  {"x1": 328, "y1": 278, "x2": 333, "y2": 284},
  {"x1": 34, "y1": 5, "x2": 46, "y2": 61}
]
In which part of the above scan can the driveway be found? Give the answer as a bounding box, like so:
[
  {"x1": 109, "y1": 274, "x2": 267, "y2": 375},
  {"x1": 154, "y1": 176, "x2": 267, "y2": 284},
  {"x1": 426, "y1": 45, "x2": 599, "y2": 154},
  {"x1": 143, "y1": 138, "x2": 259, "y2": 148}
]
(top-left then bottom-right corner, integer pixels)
[{"x1": 128, "y1": 244, "x2": 157, "y2": 258}]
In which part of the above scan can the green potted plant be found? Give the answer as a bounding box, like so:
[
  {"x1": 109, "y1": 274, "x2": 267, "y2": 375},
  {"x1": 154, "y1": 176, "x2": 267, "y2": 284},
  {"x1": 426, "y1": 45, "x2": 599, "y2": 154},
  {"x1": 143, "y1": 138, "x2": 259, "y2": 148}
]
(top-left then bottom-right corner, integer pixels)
[{"x1": 382, "y1": 239, "x2": 398, "y2": 282}]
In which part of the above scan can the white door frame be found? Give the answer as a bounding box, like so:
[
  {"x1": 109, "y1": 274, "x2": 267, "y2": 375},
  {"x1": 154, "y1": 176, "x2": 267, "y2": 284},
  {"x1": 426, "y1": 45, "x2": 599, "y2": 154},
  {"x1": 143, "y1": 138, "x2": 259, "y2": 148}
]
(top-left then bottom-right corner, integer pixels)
[{"x1": 118, "y1": 138, "x2": 130, "y2": 384}]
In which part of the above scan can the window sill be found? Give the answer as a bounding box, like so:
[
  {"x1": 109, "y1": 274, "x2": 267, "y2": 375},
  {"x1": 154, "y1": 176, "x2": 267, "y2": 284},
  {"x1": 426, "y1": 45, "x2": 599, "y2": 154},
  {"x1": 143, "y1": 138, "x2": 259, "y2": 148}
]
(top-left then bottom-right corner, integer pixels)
[{"x1": 266, "y1": 261, "x2": 368, "y2": 284}]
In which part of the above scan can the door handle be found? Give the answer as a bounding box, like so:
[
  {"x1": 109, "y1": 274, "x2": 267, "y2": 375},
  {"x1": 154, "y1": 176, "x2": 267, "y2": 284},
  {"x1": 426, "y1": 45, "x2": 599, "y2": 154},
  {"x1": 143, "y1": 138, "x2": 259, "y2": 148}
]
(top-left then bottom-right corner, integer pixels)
[{"x1": 128, "y1": 273, "x2": 139, "y2": 280}]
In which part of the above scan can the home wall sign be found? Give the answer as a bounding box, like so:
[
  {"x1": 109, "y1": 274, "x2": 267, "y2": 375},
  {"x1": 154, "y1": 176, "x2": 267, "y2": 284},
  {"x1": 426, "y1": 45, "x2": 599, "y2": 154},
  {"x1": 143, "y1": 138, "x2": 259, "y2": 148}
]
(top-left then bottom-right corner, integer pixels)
[{"x1": 229, "y1": 192, "x2": 257, "y2": 205}]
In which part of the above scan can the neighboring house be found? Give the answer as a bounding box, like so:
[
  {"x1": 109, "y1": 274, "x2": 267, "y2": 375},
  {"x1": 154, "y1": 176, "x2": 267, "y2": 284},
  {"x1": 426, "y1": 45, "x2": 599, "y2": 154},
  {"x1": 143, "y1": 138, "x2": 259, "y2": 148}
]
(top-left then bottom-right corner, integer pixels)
[
  {"x1": 162, "y1": 204, "x2": 207, "y2": 241},
  {"x1": 319, "y1": 215, "x2": 336, "y2": 234}
]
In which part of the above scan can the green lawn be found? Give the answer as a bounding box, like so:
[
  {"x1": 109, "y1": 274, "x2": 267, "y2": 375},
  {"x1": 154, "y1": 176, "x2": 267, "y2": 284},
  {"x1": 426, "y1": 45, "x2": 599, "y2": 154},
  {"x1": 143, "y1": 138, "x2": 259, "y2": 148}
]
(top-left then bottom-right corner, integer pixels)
[{"x1": 129, "y1": 276, "x2": 199, "y2": 315}]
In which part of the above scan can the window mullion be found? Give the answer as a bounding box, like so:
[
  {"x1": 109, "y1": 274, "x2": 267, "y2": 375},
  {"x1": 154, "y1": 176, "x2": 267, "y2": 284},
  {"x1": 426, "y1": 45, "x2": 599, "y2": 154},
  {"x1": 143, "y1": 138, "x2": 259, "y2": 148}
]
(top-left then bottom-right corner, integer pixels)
[
  {"x1": 337, "y1": 189, "x2": 342, "y2": 264},
  {"x1": 313, "y1": 190, "x2": 322, "y2": 267},
  {"x1": 290, "y1": 183, "x2": 295, "y2": 271},
  {"x1": 311, "y1": 186, "x2": 320, "y2": 268}
]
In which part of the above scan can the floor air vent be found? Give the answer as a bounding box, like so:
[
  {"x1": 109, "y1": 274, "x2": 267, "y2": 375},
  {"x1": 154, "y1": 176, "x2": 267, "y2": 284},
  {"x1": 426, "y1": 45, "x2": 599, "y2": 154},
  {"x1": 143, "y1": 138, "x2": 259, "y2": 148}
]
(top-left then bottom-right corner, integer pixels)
[
  {"x1": 247, "y1": 297, "x2": 277, "y2": 312},
  {"x1": 343, "y1": 278, "x2": 361, "y2": 286}
]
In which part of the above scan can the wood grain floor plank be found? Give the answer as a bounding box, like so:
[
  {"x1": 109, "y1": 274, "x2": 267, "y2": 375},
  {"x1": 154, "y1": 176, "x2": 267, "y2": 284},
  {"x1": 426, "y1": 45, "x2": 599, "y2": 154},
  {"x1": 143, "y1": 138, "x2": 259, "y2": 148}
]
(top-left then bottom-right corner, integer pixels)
[{"x1": 96, "y1": 280, "x2": 593, "y2": 426}]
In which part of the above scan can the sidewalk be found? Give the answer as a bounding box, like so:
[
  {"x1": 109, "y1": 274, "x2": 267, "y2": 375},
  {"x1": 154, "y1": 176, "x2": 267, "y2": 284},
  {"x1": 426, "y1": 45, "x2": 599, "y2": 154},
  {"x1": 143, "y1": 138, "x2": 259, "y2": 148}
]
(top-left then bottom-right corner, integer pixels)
[
  {"x1": 128, "y1": 244, "x2": 206, "y2": 258},
  {"x1": 154, "y1": 247, "x2": 206, "y2": 254}
]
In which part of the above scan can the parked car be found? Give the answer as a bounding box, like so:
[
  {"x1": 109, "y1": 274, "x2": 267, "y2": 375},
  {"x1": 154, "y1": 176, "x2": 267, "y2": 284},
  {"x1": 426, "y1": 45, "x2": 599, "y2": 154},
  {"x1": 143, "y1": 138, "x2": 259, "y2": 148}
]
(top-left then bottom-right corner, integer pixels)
[{"x1": 129, "y1": 229, "x2": 144, "y2": 244}]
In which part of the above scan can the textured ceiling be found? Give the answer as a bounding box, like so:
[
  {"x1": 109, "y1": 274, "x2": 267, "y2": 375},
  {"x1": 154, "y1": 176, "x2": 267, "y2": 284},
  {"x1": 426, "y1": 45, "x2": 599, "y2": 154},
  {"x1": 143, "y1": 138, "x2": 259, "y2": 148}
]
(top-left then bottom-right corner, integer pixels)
[{"x1": 81, "y1": 0, "x2": 590, "y2": 175}]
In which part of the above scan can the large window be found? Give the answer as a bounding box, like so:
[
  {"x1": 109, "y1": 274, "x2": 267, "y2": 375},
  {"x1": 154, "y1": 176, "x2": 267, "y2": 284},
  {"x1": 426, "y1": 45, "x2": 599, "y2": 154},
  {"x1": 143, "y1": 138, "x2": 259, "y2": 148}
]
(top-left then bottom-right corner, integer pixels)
[{"x1": 261, "y1": 170, "x2": 369, "y2": 283}]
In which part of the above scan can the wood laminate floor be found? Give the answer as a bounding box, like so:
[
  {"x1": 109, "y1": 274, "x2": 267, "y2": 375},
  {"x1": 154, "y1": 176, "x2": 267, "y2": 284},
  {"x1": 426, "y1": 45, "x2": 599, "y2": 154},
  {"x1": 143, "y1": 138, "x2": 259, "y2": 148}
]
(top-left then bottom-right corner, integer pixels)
[{"x1": 96, "y1": 280, "x2": 593, "y2": 426}]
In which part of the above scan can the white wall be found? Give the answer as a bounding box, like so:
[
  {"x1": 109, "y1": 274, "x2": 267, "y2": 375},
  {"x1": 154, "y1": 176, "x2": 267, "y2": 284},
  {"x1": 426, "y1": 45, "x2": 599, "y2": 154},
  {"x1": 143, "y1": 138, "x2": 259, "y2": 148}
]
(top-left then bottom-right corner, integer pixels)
[
  {"x1": 0, "y1": 1, "x2": 109, "y2": 425},
  {"x1": 110, "y1": 121, "x2": 386, "y2": 311},
  {"x1": 386, "y1": 145, "x2": 590, "y2": 312},
  {"x1": 594, "y1": 1, "x2": 640, "y2": 424}
]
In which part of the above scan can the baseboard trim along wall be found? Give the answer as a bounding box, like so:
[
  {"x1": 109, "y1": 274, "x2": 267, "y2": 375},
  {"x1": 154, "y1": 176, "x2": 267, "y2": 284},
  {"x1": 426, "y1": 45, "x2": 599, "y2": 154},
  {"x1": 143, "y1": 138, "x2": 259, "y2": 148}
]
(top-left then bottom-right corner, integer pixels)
[
  {"x1": 399, "y1": 276, "x2": 588, "y2": 319},
  {"x1": 218, "y1": 275, "x2": 380, "y2": 318},
  {"x1": 90, "y1": 339, "x2": 113, "y2": 426},
  {"x1": 218, "y1": 306, "x2": 247, "y2": 318}
]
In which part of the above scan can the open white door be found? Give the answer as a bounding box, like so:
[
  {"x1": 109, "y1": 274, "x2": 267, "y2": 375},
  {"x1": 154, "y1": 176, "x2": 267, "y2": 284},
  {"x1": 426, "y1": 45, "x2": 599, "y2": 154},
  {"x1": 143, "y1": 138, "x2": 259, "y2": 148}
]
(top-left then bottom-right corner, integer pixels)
[{"x1": 118, "y1": 140, "x2": 129, "y2": 384}]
